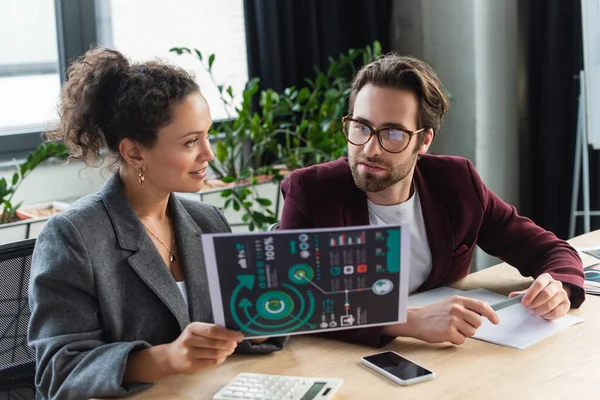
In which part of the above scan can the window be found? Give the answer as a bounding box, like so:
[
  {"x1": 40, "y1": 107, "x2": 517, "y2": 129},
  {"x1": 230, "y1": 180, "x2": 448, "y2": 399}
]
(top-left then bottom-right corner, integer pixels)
[
  {"x1": 105, "y1": 0, "x2": 249, "y2": 121},
  {"x1": 0, "y1": 0, "x2": 60, "y2": 135},
  {"x1": 0, "y1": 0, "x2": 248, "y2": 158}
]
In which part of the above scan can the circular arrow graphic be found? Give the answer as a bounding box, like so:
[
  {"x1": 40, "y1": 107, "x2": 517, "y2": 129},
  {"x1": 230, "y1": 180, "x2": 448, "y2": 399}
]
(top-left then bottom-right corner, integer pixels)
[
  {"x1": 230, "y1": 273, "x2": 315, "y2": 335},
  {"x1": 256, "y1": 291, "x2": 294, "y2": 320}
]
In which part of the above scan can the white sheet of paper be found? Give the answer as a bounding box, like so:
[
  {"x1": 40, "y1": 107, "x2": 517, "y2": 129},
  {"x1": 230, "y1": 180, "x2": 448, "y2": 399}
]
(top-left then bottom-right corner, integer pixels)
[
  {"x1": 407, "y1": 286, "x2": 463, "y2": 307},
  {"x1": 474, "y1": 305, "x2": 584, "y2": 350},
  {"x1": 407, "y1": 286, "x2": 584, "y2": 349},
  {"x1": 461, "y1": 288, "x2": 508, "y2": 305}
]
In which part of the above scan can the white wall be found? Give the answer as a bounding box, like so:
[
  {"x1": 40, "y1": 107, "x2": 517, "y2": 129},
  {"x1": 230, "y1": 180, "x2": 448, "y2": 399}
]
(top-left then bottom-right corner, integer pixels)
[
  {"x1": 0, "y1": 160, "x2": 107, "y2": 206},
  {"x1": 391, "y1": 0, "x2": 520, "y2": 270},
  {"x1": 474, "y1": 1, "x2": 519, "y2": 208}
]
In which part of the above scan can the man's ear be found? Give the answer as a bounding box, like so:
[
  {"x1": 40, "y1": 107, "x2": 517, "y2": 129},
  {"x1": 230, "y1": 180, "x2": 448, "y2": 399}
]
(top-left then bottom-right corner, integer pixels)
[
  {"x1": 119, "y1": 138, "x2": 145, "y2": 169},
  {"x1": 417, "y1": 129, "x2": 435, "y2": 155}
]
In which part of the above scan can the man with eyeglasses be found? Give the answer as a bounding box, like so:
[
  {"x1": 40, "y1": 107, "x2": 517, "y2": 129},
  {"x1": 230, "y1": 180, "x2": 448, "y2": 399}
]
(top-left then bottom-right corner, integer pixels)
[{"x1": 279, "y1": 54, "x2": 585, "y2": 347}]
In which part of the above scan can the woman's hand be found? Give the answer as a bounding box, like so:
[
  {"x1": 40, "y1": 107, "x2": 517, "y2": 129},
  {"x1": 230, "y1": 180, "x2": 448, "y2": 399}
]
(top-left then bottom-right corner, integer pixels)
[
  {"x1": 124, "y1": 322, "x2": 243, "y2": 383},
  {"x1": 165, "y1": 322, "x2": 244, "y2": 374}
]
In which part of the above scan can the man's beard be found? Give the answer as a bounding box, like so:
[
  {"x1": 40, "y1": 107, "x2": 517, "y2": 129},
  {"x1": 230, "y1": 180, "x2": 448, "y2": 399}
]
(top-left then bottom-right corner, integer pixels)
[{"x1": 349, "y1": 152, "x2": 418, "y2": 193}]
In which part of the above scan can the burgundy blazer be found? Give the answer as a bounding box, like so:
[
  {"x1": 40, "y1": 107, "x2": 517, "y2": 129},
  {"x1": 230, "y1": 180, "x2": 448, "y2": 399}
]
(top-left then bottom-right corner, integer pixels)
[{"x1": 280, "y1": 155, "x2": 585, "y2": 347}]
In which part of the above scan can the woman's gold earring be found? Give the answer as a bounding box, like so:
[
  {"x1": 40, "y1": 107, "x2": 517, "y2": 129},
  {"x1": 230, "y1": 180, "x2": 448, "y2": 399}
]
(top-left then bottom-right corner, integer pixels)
[{"x1": 138, "y1": 168, "x2": 145, "y2": 185}]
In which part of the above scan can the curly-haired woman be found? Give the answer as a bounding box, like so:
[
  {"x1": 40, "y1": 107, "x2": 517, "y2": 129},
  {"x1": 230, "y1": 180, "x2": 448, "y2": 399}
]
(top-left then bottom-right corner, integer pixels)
[{"x1": 28, "y1": 48, "x2": 286, "y2": 400}]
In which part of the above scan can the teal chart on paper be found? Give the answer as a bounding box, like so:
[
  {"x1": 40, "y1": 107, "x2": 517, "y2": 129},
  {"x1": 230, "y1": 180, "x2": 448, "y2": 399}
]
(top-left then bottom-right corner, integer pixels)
[{"x1": 202, "y1": 225, "x2": 409, "y2": 338}]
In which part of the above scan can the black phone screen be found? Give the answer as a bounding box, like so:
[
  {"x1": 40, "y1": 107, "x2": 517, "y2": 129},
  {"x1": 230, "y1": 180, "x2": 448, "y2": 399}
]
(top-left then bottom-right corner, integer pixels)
[{"x1": 364, "y1": 352, "x2": 433, "y2": 380}]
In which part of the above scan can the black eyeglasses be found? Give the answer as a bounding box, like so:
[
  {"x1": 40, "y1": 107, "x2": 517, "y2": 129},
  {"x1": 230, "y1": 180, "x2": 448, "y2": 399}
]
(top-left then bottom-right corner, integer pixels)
[{"x1": 342, "y1": 116, "x2": 425, "y2": 154}]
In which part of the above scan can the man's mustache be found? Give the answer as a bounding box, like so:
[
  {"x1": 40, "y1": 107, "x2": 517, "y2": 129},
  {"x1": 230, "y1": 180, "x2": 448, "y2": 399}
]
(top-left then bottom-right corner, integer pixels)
[{"x1": 355, "y1": 156, "x2": 390, "y2": 169}]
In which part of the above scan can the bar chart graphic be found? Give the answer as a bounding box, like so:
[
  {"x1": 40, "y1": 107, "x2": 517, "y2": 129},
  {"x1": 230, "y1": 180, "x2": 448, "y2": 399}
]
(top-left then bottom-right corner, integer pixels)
[{"x1": 329, "y1": 231, "x2": 365, "y2": 247}]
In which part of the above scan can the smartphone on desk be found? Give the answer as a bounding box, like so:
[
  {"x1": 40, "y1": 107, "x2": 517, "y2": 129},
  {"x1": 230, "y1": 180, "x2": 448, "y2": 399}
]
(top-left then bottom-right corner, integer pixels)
[{"x1": 361, "y1": 351, "x2": 435, "y2": 386}]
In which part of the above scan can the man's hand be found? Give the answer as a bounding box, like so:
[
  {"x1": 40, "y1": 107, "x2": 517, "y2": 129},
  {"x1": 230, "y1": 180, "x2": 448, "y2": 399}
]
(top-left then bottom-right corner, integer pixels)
[
  {"x1": 384, "y1": 296, "x2": 499, "y2": 345},
  {"x1": 508, "y1": 273, "x2": 571, "y2": 320}
]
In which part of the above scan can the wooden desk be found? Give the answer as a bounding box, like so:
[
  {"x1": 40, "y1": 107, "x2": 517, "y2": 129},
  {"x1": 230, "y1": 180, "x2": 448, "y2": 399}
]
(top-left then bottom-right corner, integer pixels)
[{"x1": 124, "y1": 232, "x2": 600, "y2": 400}]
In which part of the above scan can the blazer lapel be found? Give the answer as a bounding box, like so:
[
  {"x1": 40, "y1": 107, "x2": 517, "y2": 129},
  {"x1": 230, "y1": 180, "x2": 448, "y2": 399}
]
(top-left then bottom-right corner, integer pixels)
[
  {"x1": 343, "y1": 174, "x2": 370, "y2": 226},
  {"x1": 413, "y1": 162, "x2": 454, "y2": 290},
  {"x1": 127, "y1": 245, "x2": 191, "y2": 330},
  {"x1": 169, "y1": 196, "x2": 213, "y2": 323},
  {"x1": 101, "y1": 174, "x2": 191, "y2": 331}
]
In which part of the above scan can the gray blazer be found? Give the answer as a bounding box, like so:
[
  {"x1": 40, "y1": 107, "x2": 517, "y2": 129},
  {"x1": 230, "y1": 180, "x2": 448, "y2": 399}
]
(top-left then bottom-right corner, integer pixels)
[{"x1": 28, "y1": 175, "x2": 287, "y2": 400}]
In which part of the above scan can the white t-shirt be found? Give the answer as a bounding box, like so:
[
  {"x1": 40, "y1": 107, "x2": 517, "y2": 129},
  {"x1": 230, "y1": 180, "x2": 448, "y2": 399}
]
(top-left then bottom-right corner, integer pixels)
[
  {"x1": 176, "y1": 281, "x2": 189, "y2": 307},
  {"x1": 367, "y1": 189, "x2": 432, "y2": 293}
]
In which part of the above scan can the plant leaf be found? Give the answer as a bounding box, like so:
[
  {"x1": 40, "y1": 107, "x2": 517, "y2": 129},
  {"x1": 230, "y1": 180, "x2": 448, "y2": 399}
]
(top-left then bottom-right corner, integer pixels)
[
  {"x1": 373, "y1": 40, "x2": 382, "y2": 57},
  {"x1": 256, "y1": 198, "x2": 272, "y2": 207},
  {"x1": 216, "y1": 141, "x2": 228, "y2": 163},
  {"x1": 169, "y1": 47, "x2": 191, "y2": 55},
  {"x1": 220, "y1": 176, "x2": 236, "y2": 184}
]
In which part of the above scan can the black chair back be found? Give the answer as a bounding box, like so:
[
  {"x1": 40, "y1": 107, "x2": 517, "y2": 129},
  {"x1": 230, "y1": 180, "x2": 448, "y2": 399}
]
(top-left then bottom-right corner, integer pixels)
[{"x1": 0, "y1": 239, "x2": 36, "y2": 400}]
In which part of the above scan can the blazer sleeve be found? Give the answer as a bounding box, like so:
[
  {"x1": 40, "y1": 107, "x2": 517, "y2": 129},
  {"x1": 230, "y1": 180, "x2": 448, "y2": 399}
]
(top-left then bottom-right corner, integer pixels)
[
  {"x1": 280, "y1": 175, "x2": 394, "y2": 348},
  {"x1": 28, "y1": 214, "x2": 153, "y2": 400},
  {"x1": 468, "y1": 160, "x2": 586, "y2": 307},
  {"x1": 212, "y1": 206, "x2": 289, "y2": 353}
]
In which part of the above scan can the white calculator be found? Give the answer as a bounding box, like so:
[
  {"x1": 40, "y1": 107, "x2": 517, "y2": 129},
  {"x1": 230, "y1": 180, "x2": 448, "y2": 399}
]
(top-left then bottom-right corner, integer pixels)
[{"x1": 213, "y1": 373, "x2": 343, "y2": 400}]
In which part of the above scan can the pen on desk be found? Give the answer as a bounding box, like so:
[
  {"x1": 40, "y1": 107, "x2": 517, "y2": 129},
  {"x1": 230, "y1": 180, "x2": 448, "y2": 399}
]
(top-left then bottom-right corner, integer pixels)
[{"x1": 491, "y1": 293, "x2": 526, "y2": 312}]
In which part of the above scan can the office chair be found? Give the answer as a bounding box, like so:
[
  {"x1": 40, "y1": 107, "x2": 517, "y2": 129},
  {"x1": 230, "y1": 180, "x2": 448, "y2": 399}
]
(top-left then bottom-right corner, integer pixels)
[{"x1": 0, "y1": 238, "x2": 37, "y2": 400}]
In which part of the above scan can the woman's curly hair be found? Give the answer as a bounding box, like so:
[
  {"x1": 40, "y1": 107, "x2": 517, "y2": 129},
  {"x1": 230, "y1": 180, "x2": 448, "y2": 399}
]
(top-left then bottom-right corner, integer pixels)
[{"x1": 47, "y1": 47, "x2": 200, "y2": 165}]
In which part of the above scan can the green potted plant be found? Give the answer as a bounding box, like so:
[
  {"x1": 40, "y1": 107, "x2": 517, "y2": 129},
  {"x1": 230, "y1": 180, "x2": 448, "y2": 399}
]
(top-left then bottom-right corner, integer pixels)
[
  {"x1": 170, "y1": 41, "x2": 382, "y2": 231},
  {"x1": 0, "y1": 142, "x2": 69, "y2": 242},
  {"x1": 265, "y1": 41, "x2": 383, "y2": 170}
]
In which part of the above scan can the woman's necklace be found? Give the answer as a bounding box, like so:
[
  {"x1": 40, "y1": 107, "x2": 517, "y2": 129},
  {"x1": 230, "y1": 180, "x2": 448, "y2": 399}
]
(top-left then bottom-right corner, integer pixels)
[{"x1": 142, "y1": 222, "x2": 176, "y2": 263}]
